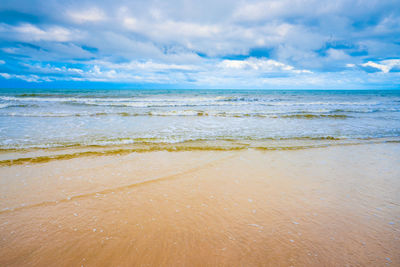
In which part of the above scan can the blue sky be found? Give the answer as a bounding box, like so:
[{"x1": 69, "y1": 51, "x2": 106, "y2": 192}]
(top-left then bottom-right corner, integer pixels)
[{"x1": 0, "y1": 0, "x2": 399, "y2": 89}]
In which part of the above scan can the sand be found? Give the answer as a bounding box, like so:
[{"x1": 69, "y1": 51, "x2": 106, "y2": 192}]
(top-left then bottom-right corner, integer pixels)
[{"x1": 0, "y1": 143, "x2": 399, "y2": 266}]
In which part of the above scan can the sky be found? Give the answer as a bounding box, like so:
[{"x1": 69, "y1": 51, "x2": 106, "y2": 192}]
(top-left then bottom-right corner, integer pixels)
[{"x1": 0, "y1": 0, "x2": 399, "y2": 89}]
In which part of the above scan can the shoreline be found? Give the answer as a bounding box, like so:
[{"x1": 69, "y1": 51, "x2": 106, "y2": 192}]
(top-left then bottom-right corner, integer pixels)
[
  {"x1": 1, "y1": 136, "x2": 399, "y2": 166},
  {"x1": 0, "y1": 142, "x2": 399, "y2": 266}
]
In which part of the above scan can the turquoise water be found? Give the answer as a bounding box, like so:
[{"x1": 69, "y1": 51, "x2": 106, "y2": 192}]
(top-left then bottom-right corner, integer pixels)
[{"x1": 0, "y1": 89, "x2": 399, "y2": 149}]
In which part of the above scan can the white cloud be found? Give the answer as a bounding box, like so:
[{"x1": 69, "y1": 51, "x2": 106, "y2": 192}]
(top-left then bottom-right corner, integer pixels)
[
  {"x1": 325, "y1": 49, "x2": 351, "y2": 61},
  {"x1": 67, "y1": 8, "x2": 106, "y2": 23},
  {"x1": 0, "y1": 73, "x2": 48, "y2": 82},
  {"x1": 381, "y1": 59, "x2": 400, "y2": 69},
  {"x1": 22, "y1": 63, "x2": 85, "y2": 75},
  {"x1": 0, "y1": 60, "x2": 5, "y2": 64},
  {"x1": 219, "y1": 58, "x2": 311, "y2": 73},
  {"x1": 122, "y1": 17, "x2": 139, "y2": 31},
  {"x1": 117, "y1": 9, "x2": 324, "y2": 58},
  {"x1": 8, "y1": 23, "x2": 77, "y2": 42},
  {"x1": 121, "y1": 17, "x2": 222, "y2": 46},
  {"x1": 361, "y1": 59, "x2": 400, "y2": 73},
  {"x1": 232, "y1": 0, "x2": 340, "y2": 22},
  {"x1": 362, "y1": 61, "x2": 390, "y2": 73},
  {"x1": 8, "y1": 57, "x2": 313, "y2": 85},
  {"x1": 107, "y1": 61, "x2": 198, "y2": 71},
  {"x1": 0, "y1": 73, "x2": 11, "y2": 79}
]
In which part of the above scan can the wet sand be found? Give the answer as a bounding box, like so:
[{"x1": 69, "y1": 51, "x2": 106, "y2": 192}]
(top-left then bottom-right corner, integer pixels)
[{"x1": 0, "y1": 143, "x2": 399, "y2": 266}]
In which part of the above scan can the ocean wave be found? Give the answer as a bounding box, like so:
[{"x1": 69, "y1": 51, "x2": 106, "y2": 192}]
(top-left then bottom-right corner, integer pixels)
[
  {"x1": 1, "y1": 95, "x2": 234, "y2": 102},
  {"x1": 1, "y1": 96, "x2": 141, "y2": 103},
  {"x1": 1, "y1": 137, "x2": 399, "y2": 165},
  {"x1": 260, "y1": 101, "x2": 380, "y2": 106},
  {"x1": 0, "y1": 96, "x2": 250, "y2": 108},
  {"x1": 0, "y1": 103, "x2": 36, "y2": 109},
  {"x1": 3, "y1": 135, "x2": 399, "y2": 150},
  {"x1": 329, "y1": 108, "x2": 400, "y2": 113},
  {"x1": 81, "y1": 102, "x2": 242, "y2": 107},
  {"x1": 1, "y1": 110, "x2": 352, "y2": 118},
  {"x1": 281, "y1": 114, "x2": 349, "y2": 119},
  {"x1": 17, "y1": 93, "x2": 74, "y2": 97},
  {"x1": 0, "y1": 95, "x2": 384, "y2": 107},
  {"x1": 1, "y1": 112, "x2": 138, "y2": 117}
]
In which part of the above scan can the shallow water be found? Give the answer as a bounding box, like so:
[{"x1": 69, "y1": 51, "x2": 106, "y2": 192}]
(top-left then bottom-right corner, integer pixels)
[{"x1": 1, "y1": 89, "x2": 399, "y2": 149}]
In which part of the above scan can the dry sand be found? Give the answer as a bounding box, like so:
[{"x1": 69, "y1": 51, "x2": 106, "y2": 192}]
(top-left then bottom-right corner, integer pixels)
[{"x1": 0, "y1": 143, "x2": 399, "y2": 266}]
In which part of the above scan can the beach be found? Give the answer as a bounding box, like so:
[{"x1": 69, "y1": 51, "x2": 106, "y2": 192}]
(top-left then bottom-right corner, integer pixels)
[
  {"x1": 1, "y1": 0, "x2": 400, "y2": 264},
  {"x1": 0, "y1": 142, "x2": 399, "y2": 266}
]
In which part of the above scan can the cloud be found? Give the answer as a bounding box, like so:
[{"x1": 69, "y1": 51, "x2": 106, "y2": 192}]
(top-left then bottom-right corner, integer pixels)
[
  {"x1": 361, "y1": 61, "x2": 391, "y2": 73},
  {"x1": 0, "y1": 0, "x2": 399, "y2": 88},
  {"x1": 0, "y1": 23, "x2": 78, "y2": 42},
  {"x1": 218, "y1": 57, "x2": 311, "y2": 74},
  {"x1": 67, "y1": 8, "x2": 106, "y2": 23},
  {"x1": 361, "y1": 59, "x2": 400, "y2": 73},
  {"x1": 0, "y1": 72, "x2": 48, "y2": 82}
]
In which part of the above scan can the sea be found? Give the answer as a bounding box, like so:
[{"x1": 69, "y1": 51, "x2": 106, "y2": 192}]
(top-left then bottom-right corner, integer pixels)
[{"x1": 0, "y1": 89, "x2": 399, "y2": 150}]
